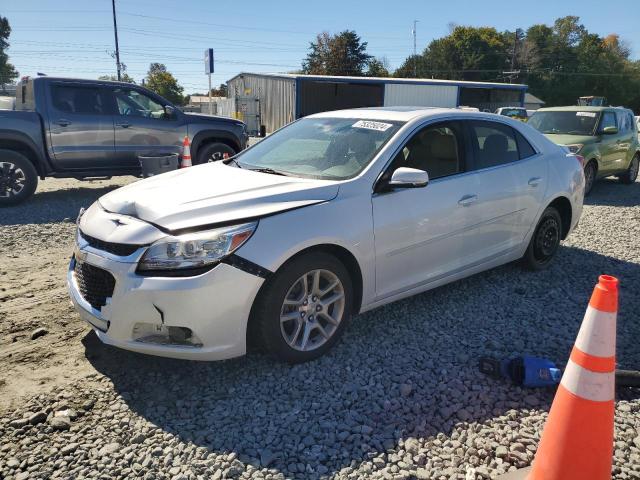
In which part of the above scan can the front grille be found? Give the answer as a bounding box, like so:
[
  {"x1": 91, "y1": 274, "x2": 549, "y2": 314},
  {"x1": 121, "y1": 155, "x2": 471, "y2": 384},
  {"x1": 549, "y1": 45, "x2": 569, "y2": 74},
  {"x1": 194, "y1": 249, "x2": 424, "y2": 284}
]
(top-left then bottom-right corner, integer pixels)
[
  {"x1": 80, "y1": 231, "x2": 141, "y2": 257},
  {"x1": 74, "y1": 260, "x2": 116, "y2": 310}
]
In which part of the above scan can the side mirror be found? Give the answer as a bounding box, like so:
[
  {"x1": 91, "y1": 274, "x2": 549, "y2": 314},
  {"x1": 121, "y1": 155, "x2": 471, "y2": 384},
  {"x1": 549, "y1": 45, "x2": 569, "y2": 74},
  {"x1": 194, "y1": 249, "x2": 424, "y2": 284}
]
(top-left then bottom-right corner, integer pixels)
[
  {"x1": 602, "y1": 126, "x2": 618, "y2": 135},
  {"x1": 164, "y1": 105, "x2": 176, "y2": 119},
  {"x1": 388, "y1": 167, "x2": 430, "y2": 189}
]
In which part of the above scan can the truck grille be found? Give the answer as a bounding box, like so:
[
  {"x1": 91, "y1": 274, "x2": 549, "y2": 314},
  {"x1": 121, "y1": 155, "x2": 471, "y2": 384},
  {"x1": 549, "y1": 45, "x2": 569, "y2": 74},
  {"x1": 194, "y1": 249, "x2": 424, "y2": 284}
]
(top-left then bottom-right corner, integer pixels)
[
  {"x1": 74, "y1": 260, "x2": 116, "y2": 310},
  {"x1": 80, "y1": 231, "x2": 141, "y2": 257}
]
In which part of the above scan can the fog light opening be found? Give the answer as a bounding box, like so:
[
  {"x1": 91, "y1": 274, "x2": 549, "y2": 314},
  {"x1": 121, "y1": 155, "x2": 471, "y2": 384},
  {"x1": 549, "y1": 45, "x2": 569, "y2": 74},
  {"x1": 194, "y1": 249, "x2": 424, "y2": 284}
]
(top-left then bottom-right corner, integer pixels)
[{"x1": 132, "y1": 323, "x2": 203, "y2": 347}]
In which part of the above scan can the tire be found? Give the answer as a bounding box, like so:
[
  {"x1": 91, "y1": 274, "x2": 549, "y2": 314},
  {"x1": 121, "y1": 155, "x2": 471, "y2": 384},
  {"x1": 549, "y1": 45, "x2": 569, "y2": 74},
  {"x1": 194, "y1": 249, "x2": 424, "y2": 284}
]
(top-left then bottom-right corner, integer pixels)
[
  {"x1": 583, "y1": 161, "x2": 597, "y2": 196},
  {"x1": 619, "y1": 154, "x2": 639, "y2": 185},
  {"x1": 522, "y1": 207, "x2": 562, "y2": 271},
  {"x1": 0, "y1": 150, "x2": 38, "y2": 207},
  {"x1": 252, "y1": 252, "x2": 353, "y2": 363},
  {"x1": 195, "y1": 142, "x2": 236, "y2": 165}
]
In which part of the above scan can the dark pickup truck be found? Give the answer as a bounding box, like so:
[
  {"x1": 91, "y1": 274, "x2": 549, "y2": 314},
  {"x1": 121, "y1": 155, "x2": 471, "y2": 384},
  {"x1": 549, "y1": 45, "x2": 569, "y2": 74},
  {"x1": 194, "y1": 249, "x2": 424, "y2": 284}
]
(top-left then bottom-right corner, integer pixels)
[{"x1": 0, "y1": 76, "x2": 248, "y2": 205}]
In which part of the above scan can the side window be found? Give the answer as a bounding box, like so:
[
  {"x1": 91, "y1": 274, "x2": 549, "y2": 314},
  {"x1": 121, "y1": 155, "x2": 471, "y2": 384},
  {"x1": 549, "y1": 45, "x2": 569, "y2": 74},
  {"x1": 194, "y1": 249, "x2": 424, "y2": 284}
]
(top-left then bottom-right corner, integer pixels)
[
  {"x1": 51, "y1": 85, "x2": 107, "y2": 115},
  {"x1": 386, "y1": 122, "x2": 463, "y2": 181},
  {"x1": 599, "y1": 112, "x2": 617, "y2": 131},
  {"x1": 616, "y1": 112, "x2": 629, "y2": 132},
  {"x1": 515, "y1": 130, "x2": 536, "y2": 159},
  {"x1": 114, "y1": 88, "x2": 165, "y2": 119},
  {"x1": 469, "y1": 121, "x2": 519, "y2": 169}
]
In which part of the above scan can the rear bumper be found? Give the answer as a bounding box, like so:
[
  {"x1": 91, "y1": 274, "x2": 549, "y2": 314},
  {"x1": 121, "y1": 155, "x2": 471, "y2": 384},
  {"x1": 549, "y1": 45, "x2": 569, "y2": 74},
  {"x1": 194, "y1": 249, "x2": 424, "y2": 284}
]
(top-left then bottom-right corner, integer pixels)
[{"x1": 67, "y1": 246, "x2": 264, "y2": 361}]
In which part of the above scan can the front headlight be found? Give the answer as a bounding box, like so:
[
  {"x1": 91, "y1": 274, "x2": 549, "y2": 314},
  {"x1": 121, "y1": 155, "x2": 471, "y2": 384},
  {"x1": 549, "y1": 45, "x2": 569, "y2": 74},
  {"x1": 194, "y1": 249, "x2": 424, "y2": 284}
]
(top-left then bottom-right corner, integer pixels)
[
  {"x1": 565, "y1": 144, "x2": 583, "y2": 154},
  {"x1": 137, "y1": 222, "x2": 257, "y2": 273}
]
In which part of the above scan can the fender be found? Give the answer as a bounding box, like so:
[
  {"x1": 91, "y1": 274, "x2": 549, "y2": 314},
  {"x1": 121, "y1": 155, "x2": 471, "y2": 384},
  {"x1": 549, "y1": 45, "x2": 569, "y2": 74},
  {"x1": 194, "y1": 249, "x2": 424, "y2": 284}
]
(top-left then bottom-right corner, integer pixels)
[
  {"x1": 0, "y1": 129, "x2": 52, "y2": 176},
  {"x1": 190, "y1": 129, "x2": 242, "y2": 159}
]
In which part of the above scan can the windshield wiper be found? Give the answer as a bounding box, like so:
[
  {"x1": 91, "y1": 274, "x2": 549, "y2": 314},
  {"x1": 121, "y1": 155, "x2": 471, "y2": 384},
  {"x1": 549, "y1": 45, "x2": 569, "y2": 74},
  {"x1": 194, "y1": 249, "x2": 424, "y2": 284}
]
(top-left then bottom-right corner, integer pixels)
[
  {"x1": 224, "y1": 158, "x2": 243, "y2": 169},
  {"x1": 248, "y1": 167, "x2": 290, "y2": 176}
]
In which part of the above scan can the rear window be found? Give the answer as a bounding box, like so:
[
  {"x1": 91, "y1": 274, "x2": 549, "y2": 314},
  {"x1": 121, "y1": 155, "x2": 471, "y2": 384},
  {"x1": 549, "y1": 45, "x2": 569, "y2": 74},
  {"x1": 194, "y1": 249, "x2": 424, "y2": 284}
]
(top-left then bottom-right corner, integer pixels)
[{"x1": 50, "y1": 84, "x2": 107, "y2": 115}]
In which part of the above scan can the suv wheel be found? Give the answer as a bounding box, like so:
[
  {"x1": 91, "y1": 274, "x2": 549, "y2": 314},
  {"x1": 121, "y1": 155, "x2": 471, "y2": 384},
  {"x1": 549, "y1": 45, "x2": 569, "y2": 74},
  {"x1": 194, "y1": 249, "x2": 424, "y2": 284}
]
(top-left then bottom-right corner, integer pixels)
[
  {"x1": 619, "y1": 154, "x2": 639, "y2": 184},
  {"x1": 584, "y1": 161, "x2": 597, "y2": 195},
  {"x1": 253, "y1": 252, "x2": 353, "y2": 363},
  {"x1": 0, "y1": 150, "x2": 38, "y2": 207},
  {"x1": 195, "y1": 142, "x2": 236, "y2": 165},
  {"x1": 522, "y1": 207, "x2": 562, "y2": 271}
]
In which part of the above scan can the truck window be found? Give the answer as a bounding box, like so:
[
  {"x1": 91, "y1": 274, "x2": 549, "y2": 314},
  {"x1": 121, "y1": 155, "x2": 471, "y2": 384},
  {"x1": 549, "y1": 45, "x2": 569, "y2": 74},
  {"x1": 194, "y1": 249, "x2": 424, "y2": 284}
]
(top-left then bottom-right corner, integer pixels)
[
  {"x1": 51, "y1": 85, "x2": 107, "y2": 115},
  {"x1": 114, "y1": 88, "x2": 166, "y2": 119}
]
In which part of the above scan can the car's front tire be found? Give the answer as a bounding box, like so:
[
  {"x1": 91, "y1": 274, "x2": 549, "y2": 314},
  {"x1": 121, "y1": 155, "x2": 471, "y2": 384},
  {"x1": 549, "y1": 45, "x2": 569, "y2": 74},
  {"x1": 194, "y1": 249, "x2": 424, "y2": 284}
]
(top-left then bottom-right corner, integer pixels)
[
  {"x1": 619, "y1": 154, "x2": 639, "y2": 185},
  {"x1": 584, "y1": 160, "x2": 597, "y2": 196},
  {"x1": 522, "y1": 206, "x2": 562, "y2": 271},
  {"x1": 195, "y1": 142, "x2": 236, "y2": 165},
  {"x1": 0, "y1": 150, "x2": 38, "y2": 207},
  {"x1": 252, "y1": 252, "x2": 353, "y2": 363}
]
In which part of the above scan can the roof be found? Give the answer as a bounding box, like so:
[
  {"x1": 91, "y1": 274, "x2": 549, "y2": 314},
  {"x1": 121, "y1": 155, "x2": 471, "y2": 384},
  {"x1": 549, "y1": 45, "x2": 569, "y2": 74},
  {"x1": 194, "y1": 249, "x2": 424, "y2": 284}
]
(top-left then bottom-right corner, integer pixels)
[
  {"x1": 308, "y1": 106, "x2": 511, "y2": 122},
  {"x1": 537, "y1": 105, "x2": 629, "y2": 112},
  {"x1": 227, "y1": 72, "x2": 527, "y2": 90},
  {"x1": 524, "y1": 92, "x2": 545, "y2": 105}
]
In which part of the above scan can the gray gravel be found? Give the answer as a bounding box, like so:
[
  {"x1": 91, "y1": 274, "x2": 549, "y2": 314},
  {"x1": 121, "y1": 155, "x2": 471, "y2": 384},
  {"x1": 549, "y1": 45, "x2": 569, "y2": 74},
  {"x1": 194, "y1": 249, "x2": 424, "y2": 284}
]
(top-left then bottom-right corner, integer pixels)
[{"x1": 1, "y1": 177, "x2": 639, "y2": 479}]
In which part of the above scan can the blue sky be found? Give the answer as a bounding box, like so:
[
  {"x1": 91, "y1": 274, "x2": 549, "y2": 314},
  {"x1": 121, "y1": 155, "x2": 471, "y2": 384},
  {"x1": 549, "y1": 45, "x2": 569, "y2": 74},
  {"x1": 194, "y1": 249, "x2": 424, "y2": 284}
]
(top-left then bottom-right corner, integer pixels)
[{"x1": 4, "y1": 0, "x2": 639, "y2": 94}]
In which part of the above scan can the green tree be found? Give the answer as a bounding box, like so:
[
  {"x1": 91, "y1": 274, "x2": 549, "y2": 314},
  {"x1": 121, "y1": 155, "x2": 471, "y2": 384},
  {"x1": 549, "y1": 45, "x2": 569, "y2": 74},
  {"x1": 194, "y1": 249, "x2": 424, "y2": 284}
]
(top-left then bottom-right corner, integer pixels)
[
  {"x1": 210, "y1": 83, "x2": 228, "y2": 97},
  {"x1": 302, "y1": 30, "x2": 371, "y2": 76},
  {"x1": 98, "y1": 73, "x2": 136, "y2": 83},
  {"x1": 145, "y1": 63, "x2": 184, "y2": 105},
  {"x1": 0, "y1": 16, "x2": 18, "y2": 91},
  {"x1": 366, "y1": 57, "x2": 390, "y2": 77}
]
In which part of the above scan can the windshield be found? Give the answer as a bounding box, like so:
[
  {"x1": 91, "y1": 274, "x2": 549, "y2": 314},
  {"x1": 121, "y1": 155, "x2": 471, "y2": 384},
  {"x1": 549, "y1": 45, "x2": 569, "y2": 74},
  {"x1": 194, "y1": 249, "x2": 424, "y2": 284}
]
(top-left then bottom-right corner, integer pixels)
[
  {"x1": 500, "y1": 108, "x2": 526, "y2": 118},
  {"x1": 235, "y1": 117, "x2": 404, "y2": 179},
  {"x1": 529, "y1": 110, "x2": 599, "y2": 136}
]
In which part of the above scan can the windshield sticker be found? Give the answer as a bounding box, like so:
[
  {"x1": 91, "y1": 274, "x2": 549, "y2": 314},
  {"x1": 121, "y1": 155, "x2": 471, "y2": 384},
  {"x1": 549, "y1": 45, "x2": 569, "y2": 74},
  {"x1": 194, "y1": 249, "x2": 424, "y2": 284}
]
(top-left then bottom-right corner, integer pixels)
[
  {"x1": 576, "y1": 112, "x2": 597, "y2": 117},
  {"x1": 352, "y1": 120, "x2": 393, "y2": 131}
]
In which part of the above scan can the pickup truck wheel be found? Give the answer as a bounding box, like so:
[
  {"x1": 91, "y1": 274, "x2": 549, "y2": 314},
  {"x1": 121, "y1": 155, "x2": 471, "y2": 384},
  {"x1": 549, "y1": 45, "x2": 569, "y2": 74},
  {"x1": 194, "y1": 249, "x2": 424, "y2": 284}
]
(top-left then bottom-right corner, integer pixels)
[
  {"x1": 195, "y1": 142, "x2": 236, "y2": 165},
  {"x1": 619, "y1": 155, "x2": 639, "y2": 184},
  {"x1": 0, "y1": 150, "x2": 38, "y2": 207}
]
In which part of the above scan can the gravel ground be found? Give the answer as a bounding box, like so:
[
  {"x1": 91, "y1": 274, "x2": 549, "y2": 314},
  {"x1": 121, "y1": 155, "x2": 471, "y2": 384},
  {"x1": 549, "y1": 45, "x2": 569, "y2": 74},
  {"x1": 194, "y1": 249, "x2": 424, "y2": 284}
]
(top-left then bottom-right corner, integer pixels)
[{"x1": 1, "y1": 176, "x2": 639, "y2": 480}]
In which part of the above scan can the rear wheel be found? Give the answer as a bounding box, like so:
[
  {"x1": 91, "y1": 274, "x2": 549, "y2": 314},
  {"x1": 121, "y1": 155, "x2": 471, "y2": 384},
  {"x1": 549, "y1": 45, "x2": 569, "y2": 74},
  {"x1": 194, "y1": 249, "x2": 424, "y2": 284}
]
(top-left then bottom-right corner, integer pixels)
[
  {"x1": 584, "y1": 161, "x2": 597, "y2": 195},
  {"x1": 619, "y1": 154, "x2": 639, "y2": 184},
  {"x1": 0, "y1": 150, "x2": 38, "y2": 207},
  {"x1": 252, "y1": 252, "x2": 353, "y2": 363},
  {"x1": 195, "y1": 142, "x2": 236, "y2": 165},
  {"x1": 522, "y1": 207, "x2": 562, "y2": 271}
]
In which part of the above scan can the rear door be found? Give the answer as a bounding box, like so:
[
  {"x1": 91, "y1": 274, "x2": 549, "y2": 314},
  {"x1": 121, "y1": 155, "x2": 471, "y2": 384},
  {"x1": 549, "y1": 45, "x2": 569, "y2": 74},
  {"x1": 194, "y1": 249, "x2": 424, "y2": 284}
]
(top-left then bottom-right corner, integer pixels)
[
  {"x1": 463, "y1": 120, "x2": 547, "y2": 263},
  {"x1": 615, "y1": 111, "x2": 636, "y2": 173},
  {"x1": 47, "y1": 82, "x2": 115, "y2": 169},
  {"x1": 598, "y1": 111, "x2": 621, "y2": 175},
  {"x1": 111, "y1": 86, "x2": 185, "y2": 166}
]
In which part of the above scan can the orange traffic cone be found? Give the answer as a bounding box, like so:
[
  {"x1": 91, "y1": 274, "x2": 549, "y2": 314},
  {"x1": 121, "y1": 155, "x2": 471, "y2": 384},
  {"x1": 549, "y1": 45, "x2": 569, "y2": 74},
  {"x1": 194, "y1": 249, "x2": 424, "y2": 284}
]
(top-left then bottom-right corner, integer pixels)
[
  {"x1": 496, "y1": 274, "x2": 618, "y2": 480},
  {"x1": 180, "y1": 136, "x2": 192, "y2": 168}
]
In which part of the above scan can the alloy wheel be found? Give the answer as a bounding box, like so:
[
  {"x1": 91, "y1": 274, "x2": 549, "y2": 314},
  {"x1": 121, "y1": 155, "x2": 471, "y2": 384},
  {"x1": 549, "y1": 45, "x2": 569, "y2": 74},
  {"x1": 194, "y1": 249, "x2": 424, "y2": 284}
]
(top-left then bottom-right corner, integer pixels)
[
  {"x1": 280, "y1": 269, "x2": 345, "y2": 352},
  {"x1": 0, "y1": 161, "x2": 26, "y2": 198},
  {"x1": 584, "y1": 163, "x2": 595, "y2": 193},
  {"x1": 533, "y1": 217, "x2": 560, "y2": 262},
  {"x1": 630, "y1": 157, "x2": 639, "y2": 182}
]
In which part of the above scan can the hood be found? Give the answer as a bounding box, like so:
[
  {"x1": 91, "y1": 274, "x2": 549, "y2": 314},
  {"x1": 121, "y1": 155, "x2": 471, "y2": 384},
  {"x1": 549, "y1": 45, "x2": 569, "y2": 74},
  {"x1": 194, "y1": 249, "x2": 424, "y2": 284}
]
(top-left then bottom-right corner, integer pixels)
[
  {"x1": 99, "y1": 163, "x2": 340, "y2": 232},
  {"x1": 184, "y1": 112, "x2": 244, "y2": 126},
  {"x1": 543, "y1": 134, "x2": 596, "y2": 147}
]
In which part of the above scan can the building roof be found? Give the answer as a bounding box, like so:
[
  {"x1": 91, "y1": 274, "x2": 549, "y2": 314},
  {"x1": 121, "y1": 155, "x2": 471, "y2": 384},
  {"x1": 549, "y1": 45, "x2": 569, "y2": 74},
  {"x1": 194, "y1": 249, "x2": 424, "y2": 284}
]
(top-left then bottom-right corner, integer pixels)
[
  {"x1": 524, "y1": 92, "x2": 545, "y2": 105},
  {"x1": 227, "y1": 72, "x2": 527, "y2": 90},
  {"x1": 309, "y1": 106, "x2": 523, "y2": 123}
]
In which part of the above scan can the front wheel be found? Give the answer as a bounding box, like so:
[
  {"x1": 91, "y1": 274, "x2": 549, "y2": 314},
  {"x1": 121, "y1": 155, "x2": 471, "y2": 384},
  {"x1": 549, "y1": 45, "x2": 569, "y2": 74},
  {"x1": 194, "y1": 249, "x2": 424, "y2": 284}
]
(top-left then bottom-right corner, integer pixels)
[
  {"x1": 195, "y1": 142, "x2": 236, "y2": 165},
  {"x1": 522, "y1": 207, "x2": 562, "y2": 271},
  {"x1": 0, "y1": 150, "x2": 38, "y2": 207},
  {"x1": 619, "y1": 155, "x2": 639, "y2": 184},
  {"x1": 583, "y1": 161, "x2": 597, "y2": 196},
  {"x1": 252, "y1": 252, "x2": 353, "y2": 363}
]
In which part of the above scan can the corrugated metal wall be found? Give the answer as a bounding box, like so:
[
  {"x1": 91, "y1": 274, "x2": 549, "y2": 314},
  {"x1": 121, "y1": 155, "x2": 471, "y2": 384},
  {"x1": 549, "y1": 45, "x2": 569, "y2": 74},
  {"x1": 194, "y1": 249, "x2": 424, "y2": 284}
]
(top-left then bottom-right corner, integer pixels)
[
  {"x1": 384, "y1": 83, "x2": 458, "y2": 108},
  {"x1": 227, "y1": 74, "x2": 296, "y2": 133}
]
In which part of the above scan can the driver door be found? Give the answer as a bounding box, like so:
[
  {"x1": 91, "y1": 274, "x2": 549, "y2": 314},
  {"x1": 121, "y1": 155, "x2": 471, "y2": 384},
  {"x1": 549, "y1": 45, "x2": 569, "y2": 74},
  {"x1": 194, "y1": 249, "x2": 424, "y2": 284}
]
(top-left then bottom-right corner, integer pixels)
[
  {"x1": 110, "y1": 86, "x2": 185, "y2": 167},
  {"x1": 372, "y1": 121, "x2": 479, "y2": 300}
]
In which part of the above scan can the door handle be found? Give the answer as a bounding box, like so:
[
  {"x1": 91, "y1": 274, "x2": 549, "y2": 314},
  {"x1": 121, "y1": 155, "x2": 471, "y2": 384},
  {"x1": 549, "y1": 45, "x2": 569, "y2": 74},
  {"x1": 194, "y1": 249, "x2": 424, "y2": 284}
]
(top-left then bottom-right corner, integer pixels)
[
  {"x1": 55, "y1": 119, "x2": 71, "y2": 127},
  {"x1": 458, "y1": 194, "x2": 478, "y2": 206},
  {"x1": 115, "y1": 122, "x2": 131, "y2": 128},
  {"x1": 528, "y1": 177, "x2": 542, "y2": 187}
]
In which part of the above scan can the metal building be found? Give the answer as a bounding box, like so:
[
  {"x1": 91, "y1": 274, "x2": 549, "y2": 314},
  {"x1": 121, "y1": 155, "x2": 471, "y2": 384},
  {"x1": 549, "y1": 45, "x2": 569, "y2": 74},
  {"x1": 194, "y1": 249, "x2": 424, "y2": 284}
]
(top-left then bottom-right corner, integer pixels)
[{"x1": 226, "y1": 73, "x2": 528, "y2": 134}]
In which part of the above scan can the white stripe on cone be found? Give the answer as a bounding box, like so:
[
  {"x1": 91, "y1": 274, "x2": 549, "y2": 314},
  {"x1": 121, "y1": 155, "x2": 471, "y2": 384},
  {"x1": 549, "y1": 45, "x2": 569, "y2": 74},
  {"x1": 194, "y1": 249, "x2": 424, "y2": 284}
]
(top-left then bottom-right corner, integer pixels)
[
  {"x1": 574, "y1": 306, "x2": 616, "y2": 358},
  {"x1": 560, "y1": 360, "x2": 615, "y2": 402}
]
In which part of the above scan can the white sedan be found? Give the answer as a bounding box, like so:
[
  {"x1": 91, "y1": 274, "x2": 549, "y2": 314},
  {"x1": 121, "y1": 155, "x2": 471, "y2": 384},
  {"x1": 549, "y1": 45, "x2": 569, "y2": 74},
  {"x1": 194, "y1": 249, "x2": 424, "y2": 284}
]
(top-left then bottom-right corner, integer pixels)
[{"x1": 68, "y1": 107, "x2": 584, "y2": 363}]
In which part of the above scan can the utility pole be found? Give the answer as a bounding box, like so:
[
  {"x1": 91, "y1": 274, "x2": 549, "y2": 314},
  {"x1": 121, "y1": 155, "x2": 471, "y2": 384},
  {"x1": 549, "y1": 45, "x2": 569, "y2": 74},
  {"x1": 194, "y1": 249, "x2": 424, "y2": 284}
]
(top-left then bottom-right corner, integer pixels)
[
  {"x1": 412, "y1": 20, "x2": 419, "y2": 77},
  {"x1": 509, "y1": 30, "x2": 517, "y2": 83},
  {"x1": 111, "y1": 0, "x2": 121, "y2": 81}
]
